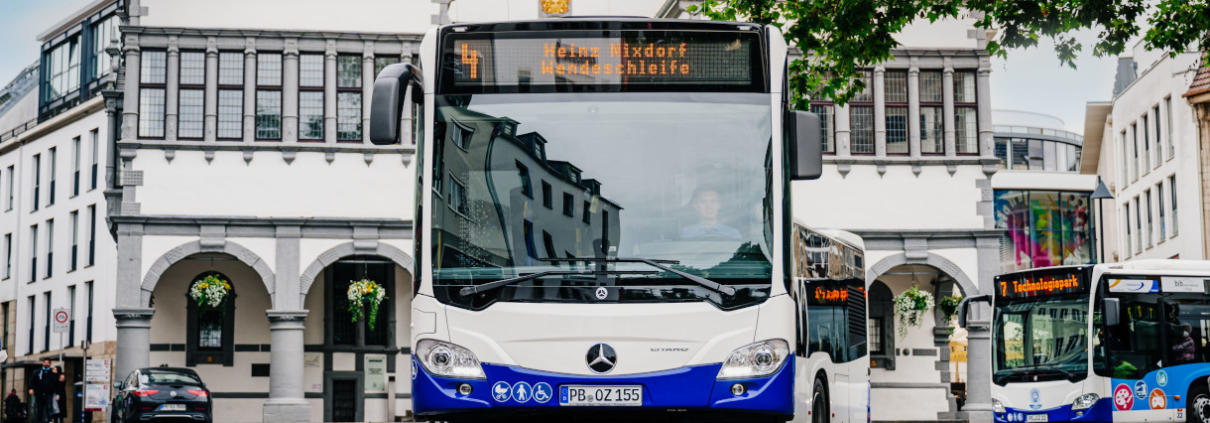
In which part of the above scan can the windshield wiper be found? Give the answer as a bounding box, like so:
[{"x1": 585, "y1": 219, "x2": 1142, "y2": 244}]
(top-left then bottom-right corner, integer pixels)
[
  {"x1": 458, "y1": 269, "x2": 658, "y2": 297},
  {"x1": 542, "y1": 256, "x2": 738, "y2": 296}
]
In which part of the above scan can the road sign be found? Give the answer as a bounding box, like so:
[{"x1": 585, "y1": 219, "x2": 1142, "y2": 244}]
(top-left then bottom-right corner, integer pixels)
[
  {"x1": 84, "y1": 383, "x2": 109, "y2": 410},
  {"x1": 52, "y1": 308, "x2": 70, "y2": 333},
  {"x1": 85, "y1": 359, "x2": 110, "y2": 383}
]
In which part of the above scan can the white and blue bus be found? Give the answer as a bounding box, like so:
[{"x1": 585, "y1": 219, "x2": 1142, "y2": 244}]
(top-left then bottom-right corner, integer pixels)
[
  {"x1": 368, "y1": 18, "x2": 867, "y2": 422},
  {"x1": 981, "y1": 260, "x2": 1210, "y2": 423}
]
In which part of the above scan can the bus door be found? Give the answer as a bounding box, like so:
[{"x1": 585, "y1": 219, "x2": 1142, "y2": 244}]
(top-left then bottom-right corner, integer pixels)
[{"x1": 1102, "y1": 280, "x2": 1178, "y2": 422}]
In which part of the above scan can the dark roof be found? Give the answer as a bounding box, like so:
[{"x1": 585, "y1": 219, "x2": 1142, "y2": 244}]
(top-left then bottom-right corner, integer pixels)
[{"x1": 1185, "y1": 52, "x2": 1210, "y2": 99}]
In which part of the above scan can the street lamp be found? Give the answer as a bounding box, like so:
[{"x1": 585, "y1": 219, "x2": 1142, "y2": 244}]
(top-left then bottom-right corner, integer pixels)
[{"x1": 1091, "y1": 177, "x2": 1115, "y2": 263}]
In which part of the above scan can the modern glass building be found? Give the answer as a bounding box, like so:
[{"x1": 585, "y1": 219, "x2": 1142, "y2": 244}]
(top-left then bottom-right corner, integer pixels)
[{"x1": 990, "y1": 110, "x2": 1097, "y2": 273}]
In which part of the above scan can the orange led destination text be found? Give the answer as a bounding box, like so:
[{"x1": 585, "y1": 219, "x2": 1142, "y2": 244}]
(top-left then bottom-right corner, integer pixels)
[
  {"x1": 1000, "y1": 275, "x2": 1080, "y2": 297},
  {"x1": 541, "y1": 42, "x2": 691, "y2": 76},
  {"x1": 814, "y1": 287, "x2": 849, "y2": 303},
  {"x1": 461, "y1": 43, "x2": 481, "y2": 79}
]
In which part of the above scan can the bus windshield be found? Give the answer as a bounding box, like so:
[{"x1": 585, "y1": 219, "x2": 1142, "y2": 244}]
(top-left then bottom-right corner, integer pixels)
[
  {"x1": 429, "y1": 92, "x2": 773, "y2": 309},
  {"x1": 992, "y1": 295, "x2": 1089, "y2": 384}
]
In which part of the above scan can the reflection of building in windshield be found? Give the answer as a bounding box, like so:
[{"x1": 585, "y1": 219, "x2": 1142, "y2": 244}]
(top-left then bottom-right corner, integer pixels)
[{"x1": 431, "y1": 103, "x2": 622, "y2": 271}]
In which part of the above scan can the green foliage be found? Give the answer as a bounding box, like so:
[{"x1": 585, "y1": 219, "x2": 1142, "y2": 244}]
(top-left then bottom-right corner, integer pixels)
[
  {"x1": 690, "y1": 0, "x2": 1210, "y2": 108},
  {"x1": 938, "y1": 294, "x2": 963, "y2": 323}
]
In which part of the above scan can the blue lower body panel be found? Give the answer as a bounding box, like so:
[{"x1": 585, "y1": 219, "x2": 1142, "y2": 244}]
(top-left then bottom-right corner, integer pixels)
[
  {"x1": 412, "y1": 357, "x2": 794, "y2": 420},
  {"x1": 994, "y1": 398, "x2": 1115, "y2": 423}
]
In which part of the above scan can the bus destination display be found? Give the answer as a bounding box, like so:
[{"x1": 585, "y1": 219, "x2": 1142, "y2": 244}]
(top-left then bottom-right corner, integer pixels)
[
  {"x1": 441, "y1": 30, "x2": 761, "y2": 92},
  {"x1": 996, "y1": 272, "x2": 1086, "y2": 299}
]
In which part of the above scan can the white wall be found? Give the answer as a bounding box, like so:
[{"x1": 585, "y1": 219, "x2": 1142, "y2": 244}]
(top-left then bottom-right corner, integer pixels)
[
  {"x1": 2, "y1": 107, "x2": 117, "y2": 356},
  {"x1": 793, "y1": 165, "x2": 987, "y2": 230},
  {"x1": 1109, "y1": 50, "x2": 1204, "y2": 260},
  {"x1": 134, "y1": 150, "x2": 415, "y2": 220}
]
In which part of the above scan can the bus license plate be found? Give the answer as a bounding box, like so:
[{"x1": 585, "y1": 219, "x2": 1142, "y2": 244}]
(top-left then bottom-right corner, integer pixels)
[
  {"x1": 1026, "y1": 415, "x2": 1048, "y2": 422},
  {"x1": 159, "y1": 404, "x2": 186, "y2": 411},
  {"x1": 560, "y1": 385, "x2": 642, "y2": 406}
]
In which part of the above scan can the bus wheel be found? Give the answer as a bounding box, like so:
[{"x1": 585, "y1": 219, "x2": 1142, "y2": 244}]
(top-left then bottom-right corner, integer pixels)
[
  {"x1": 1190, "y1": 385, "x2": 1210, "y2": 423},
  {"x1": 812, "y1": 378, "x2": 829, "y2": 423}
]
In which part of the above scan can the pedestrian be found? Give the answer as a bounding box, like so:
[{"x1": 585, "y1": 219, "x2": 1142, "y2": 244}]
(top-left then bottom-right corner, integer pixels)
[
  {"x1": 5, "y1": 389, "x2": 26, "y2": 423},
  {"x1": 28, "y1": 359, "x2": 56, "y2": 423},
  {"x1": 52, "y1": 366, "x2": 66, "y2": 423}
]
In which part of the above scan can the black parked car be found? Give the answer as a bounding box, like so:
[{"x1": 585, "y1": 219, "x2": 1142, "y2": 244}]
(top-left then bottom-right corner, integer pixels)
[{"x1": 111, "y1": 368, "x2": 212, "y2": 423}]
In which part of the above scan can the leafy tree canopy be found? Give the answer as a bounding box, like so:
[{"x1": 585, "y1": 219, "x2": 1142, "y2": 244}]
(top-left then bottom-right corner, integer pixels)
[{"x1": 689, "y1": 0, "x2": 1209, "y2": 109}]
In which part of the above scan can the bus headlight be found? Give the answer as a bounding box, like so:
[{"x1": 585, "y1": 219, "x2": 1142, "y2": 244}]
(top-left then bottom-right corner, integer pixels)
[
  {"x1": 1072, "y1": 393, "x2": 1099, "y2": 410},
  {"x1": 416, "y1": 339, "x2": 486, "y2": 379},
  {"x1": 717, "y1": 339, "x2": 790, "y2": 379},
  {"x1": 992, "y1": 399, "x2": 1006, "y2": 413}
]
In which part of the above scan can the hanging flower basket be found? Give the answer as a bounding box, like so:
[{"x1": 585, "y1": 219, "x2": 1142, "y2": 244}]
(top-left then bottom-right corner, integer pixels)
[
  {"x1": 347, "y1": 279, "x2": 387, "y2": 331},
  {"x1": 893, "y1": 285, "x2": 934, "y2": 339},
  {"x1": 189, "y1": 274, "x2": 232, "y2": 311}
]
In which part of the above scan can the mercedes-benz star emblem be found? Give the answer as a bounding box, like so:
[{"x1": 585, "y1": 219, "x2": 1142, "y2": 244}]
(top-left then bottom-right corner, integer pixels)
[
  {"x1": 170, "y1": 391, "x2": 177, "y2": 397},
  {"x1": 586, "y1": 343, "x2": 617, "y2": 374},
  {"x1": 595, "y1": 287, "x2": 608, "y2": 300}
]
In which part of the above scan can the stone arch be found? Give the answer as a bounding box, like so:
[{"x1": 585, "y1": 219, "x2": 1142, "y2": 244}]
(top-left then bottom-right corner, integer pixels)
[
  {"x1": 299, "y1": 242, "x2": 415, "y2": 305},
  {"x1": 140, "y1": 240, "x2": 276, "y2": 309},
  {"x1": 865, "y1": 252, "x2": 978, "y2": 297}
]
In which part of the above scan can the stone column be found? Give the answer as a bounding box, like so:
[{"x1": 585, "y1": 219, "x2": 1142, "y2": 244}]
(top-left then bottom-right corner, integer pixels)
[
  {"x1": 165, "y1": 40, "x2": 180, "y2": 141},
  {"x1": 120, "y1": 36, "x2": 140, "y2": 141},
  {"x1": 362, "y1": 43, "x2": 375, "y2": 144},
  {"x1": 113, "y1": 309, "x2": 154, "y2": 383},
  {"x1": 835, "y1": 103, "x2": 851, "y2": 157},
  {"x1": 264, "y1": 310, "x2": 310, "y2": 422},
  {"x1": 908, "y1": 60, "x2": 921, "y2": 158},
  {"x1": 204, "y1": 38, "x2": 218, "y2": 141},
  {"x1": 873, "y1": 66, "x2": 886, "y2": 157},
  {"x1": 942, "y1": 60, "x2": 956, "y2": 158},
  {"x1": 244, "y1": 39, "x2": 257, "y2": 142},
  {"x1": 976, "y1": 59, "x2": 994, "y2": 157},
  {"x1": 963, "y1": 235, "x2": 1000, "y2": 423},
  {"x1": 282, "y1": 39, "x2": 300, "y2": 143},
  {"x1": 324, "y1": 40, "x2": 338, "y2": 143}
]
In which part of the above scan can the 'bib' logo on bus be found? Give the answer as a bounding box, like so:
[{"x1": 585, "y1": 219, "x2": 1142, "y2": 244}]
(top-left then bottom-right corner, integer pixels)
[{"x1": 1114, "y1": 384, "x2": 1134, "y2": 411}]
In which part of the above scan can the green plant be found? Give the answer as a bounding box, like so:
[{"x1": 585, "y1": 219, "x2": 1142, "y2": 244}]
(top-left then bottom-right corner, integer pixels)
[
  {"x1": 938, "y1": 295, "x2": 963, "y2": 324},
  {"x1": 189, "y1": 274, "x2": 232, "y2": 313},
  {"x1": 347, "y1": 279, "x2": 388, "y2": 331},
  {"x1": 893, "y1": 285, "x2": 934, "y2": 339}
]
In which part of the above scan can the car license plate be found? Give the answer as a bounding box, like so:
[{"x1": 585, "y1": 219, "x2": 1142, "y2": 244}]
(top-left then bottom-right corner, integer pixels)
[
  {"x1": 159, "y1": 404, "x2": 186, "y2": 411},
  {"x1": 560, "y1": 385, "x2": 642, "y2": 406},
  {"x1": 1026, "y1": 414, "x2": 1048, "y2": 422}
]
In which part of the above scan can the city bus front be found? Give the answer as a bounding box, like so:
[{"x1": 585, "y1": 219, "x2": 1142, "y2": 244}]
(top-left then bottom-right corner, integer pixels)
[
  {"x1": 990, "y1": 266, "x2": 1108, "y2": 423},
  {"x1": 370, "y1": 19, "x2": 822, "y2": 421}
]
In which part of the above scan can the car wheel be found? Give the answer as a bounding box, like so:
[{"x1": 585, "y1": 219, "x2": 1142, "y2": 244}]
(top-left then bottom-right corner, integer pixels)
[
  {"x1": 812, "y1": 378, "x2": 829, "y2": 423},
  {"x1": 1189, "y1": 385, "x2": 1210, "y2": 423}
]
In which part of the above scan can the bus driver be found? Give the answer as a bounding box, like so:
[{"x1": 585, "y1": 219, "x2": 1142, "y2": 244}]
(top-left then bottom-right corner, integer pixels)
[{"x1": 681, "y1": 187, "x2": 742, "y2": 240}]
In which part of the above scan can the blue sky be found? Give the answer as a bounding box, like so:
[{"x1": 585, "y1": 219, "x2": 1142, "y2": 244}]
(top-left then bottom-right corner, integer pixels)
[
  {"x1": 0, "y1": 0, "x2": 1117, "y2": 133},
  {"x1": 0, "y1": 0, "x2": 95, "y2": 86}
]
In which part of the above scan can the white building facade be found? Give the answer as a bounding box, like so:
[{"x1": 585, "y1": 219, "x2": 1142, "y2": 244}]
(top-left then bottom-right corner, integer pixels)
[
  {"x1": 784, "y1": 18, "x2": 999, "y2": 423},
  {"x1": 112, "y1": 0, "x2": 665, "y2": 421},
  {"x1": 1085, "y1": 41, "x2": 1205, "y2": 263},
  {"x1": 0, "y1": 2, "x2": 123, "y2": 421}
]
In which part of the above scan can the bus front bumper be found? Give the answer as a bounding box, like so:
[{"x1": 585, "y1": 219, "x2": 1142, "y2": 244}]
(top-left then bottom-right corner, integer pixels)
[
  {"x1": 411, "y1": 358, "x2": 794, "y2": 420},
  {"x1": 995, "y1": 398, "x2": 1114, "y2": 423}
]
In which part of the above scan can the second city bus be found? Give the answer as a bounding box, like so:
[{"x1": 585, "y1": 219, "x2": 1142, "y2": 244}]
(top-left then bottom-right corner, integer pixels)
[{"x1": 975, "y1": 260, "x2": 1210, "y2": 423}]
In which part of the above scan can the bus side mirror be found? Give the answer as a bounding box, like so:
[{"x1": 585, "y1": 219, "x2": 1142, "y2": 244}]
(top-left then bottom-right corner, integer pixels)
[
  {"x1": 958, "y1": 295, "x2": 991, "y2": 329},
  {"x1": 786, "y1": 110, "x2": 822, "y2": 180},
  {"x1": 369, "y1": 63, "x2": 423, "y2": 145},
  {"x1": 1104, "y1": 298, "x2": 1121, "y2": 327}
]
